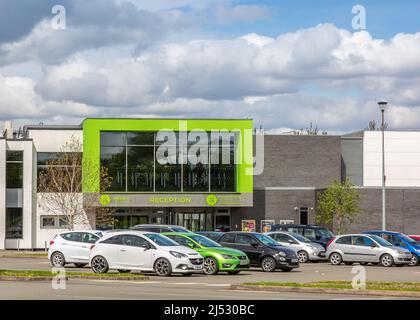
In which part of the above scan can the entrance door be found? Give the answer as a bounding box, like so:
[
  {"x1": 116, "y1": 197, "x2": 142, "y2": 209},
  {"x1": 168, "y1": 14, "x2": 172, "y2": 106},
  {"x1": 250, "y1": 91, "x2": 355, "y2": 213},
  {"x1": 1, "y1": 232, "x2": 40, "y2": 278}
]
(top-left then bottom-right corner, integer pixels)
[
  {"x1": 177, "y1": 212, "x2": 206, "y2": 232},
  {"x1": 299, "y1": 208, "x2": 308, "y2": 225},
  {"x1": 215, "y1": 215, "x2": 231, "y2": 231}
]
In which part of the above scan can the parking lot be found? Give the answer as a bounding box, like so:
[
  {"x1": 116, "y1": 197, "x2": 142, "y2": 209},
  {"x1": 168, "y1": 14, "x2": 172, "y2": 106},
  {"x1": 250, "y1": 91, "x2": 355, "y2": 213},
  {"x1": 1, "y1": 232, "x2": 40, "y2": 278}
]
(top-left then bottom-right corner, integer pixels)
[{"x1": 1, "y1": 257, "x2": 420, "y2": 299}]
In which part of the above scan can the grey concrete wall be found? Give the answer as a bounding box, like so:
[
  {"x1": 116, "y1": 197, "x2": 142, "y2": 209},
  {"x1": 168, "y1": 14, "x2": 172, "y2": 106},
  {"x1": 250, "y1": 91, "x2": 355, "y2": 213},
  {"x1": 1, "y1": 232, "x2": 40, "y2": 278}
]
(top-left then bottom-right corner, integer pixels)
[
  {"x1": 255, "y1": 135, "x2": 342, "y2": 189},
  {"x1": 331, "y1": 188, "x2": 420, "y2": 234}
]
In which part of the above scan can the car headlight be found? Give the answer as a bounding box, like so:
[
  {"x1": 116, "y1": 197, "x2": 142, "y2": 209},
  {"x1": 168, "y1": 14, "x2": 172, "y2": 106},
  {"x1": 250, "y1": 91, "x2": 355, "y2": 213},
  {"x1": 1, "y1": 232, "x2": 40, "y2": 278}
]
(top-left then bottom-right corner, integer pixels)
[
  {"x1": 170, "y1": 251, "x2": 188, "y2": 259},
  {"x1": 397, "y1": 250, "x2": 407, "y2": 255},
  {"x1": 278, "y1": 251, "x2": 286, "y2": 257},
  {"x1": 221, "y1": 254, "x2": 235, "y2": 260}
]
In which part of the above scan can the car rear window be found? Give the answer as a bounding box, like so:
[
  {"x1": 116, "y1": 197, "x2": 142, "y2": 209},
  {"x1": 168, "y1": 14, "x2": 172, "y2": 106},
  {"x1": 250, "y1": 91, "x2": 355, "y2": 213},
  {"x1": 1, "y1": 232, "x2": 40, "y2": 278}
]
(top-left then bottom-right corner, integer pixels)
[{"x1": 335, "y1": 236, "x2": 351, "y2": 245}]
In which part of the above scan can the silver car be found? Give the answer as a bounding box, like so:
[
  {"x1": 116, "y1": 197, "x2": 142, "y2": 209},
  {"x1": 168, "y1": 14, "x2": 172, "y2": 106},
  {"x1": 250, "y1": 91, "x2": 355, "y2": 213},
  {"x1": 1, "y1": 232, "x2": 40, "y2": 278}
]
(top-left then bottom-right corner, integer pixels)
[
  {"x1": 265, "y1": 231, "x2": 326, "y2": 263},
  {"x1": 326, "y1": 234, "x2": 412, "y2": 267}
]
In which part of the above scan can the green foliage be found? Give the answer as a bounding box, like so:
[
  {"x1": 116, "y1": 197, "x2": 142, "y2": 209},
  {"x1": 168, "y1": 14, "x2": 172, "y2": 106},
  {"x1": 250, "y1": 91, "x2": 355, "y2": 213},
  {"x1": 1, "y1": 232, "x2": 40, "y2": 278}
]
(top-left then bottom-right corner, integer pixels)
[{"x1": 316, "y1": 178, "x2": 360, "y2": 234}]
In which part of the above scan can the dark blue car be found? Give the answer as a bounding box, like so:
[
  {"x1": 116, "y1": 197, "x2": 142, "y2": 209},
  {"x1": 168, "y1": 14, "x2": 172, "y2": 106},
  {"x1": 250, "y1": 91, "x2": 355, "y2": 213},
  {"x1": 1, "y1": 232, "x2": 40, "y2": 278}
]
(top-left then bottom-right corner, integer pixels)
[{"x1": 364, "y1": 230, "x2": 420, "y2": 266}]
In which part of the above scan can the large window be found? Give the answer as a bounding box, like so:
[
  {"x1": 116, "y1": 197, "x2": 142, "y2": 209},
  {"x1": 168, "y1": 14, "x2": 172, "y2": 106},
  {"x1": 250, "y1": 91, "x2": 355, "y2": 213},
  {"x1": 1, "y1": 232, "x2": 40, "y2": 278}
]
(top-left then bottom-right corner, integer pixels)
[
  {"x1": 6, "y1": 208, "x2": 23, "y2": 239},
  {"x1": 6, "y1": 151, "x2": 23, "y2": 188},
  {"x1": 100, "y1": 131, "x2": 236, "y2": 193}
]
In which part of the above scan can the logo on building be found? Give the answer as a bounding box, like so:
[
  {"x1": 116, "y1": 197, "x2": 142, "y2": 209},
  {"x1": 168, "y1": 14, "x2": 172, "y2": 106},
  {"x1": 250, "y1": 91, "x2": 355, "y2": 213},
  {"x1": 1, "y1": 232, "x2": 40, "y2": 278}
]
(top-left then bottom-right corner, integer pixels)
[
  {"x1": 206, "y1": 194, "x2": 218, "y2": 206},
  {"x1": 100, "y1": 194, "x2": 111, "y2": 206}
]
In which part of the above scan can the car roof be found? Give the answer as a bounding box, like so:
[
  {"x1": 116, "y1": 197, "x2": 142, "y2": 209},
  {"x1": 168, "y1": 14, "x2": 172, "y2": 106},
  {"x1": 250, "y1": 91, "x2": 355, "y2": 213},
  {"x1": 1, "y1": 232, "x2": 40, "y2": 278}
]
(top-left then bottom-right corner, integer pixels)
[
  {"x1": 364, "y1": 230, "x2": 400, "y2": 235},
  {"x1": 101, "y1": 230, "x2": 155, "y2": 237},
  {"x1": 220, "y1": 231, "x2": 260, "y2": 235},
  {"x1": 162, "y1": 232, "x2": 192, "y2": 236},
  {"x1": 132, "y1": 224, "x2": 183, "y2": 228},
  {"x1": 59, "y1": 230, "x2": 101, "y2": 234},
  {"x1": 336, "y1": 234, "x2": 375, "y2": 237}
]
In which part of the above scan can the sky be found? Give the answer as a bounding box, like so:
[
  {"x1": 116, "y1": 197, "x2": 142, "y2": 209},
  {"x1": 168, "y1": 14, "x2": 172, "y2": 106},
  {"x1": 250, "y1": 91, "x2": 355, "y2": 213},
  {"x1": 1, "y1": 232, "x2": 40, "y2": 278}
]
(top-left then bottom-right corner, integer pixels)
[{"x1": 1, "y1": 0, "x2": 420, "y2": 134}]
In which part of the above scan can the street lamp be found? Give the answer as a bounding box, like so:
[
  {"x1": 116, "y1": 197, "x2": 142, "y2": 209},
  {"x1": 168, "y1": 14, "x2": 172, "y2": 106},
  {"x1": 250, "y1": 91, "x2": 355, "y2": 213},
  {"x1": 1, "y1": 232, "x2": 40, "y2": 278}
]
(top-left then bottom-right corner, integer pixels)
[{"x1": 378, "y1": 101, "x2": 388, "y2": 230}]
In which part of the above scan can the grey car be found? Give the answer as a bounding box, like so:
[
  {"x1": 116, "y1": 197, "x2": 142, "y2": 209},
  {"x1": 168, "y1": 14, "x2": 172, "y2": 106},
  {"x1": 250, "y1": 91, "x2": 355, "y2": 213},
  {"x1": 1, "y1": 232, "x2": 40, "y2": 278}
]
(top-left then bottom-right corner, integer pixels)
[
  {"x1": 326, "y1": 234, "x2": 412, "y2": 267},
  {"x1": 265, "y1": 231, "x2": 326, "y2": 263}
]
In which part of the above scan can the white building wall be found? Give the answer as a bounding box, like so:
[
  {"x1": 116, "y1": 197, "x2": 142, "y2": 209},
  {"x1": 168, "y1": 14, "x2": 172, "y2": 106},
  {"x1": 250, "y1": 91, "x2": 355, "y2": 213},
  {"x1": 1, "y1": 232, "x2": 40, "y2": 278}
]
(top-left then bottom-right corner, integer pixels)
[
  {"x1": 27, "y1": 129, "x2": 82, "y2": 152},
  {"x1": 364, "y1": 131, "x2": 420, "y2": 187},
  {"x1": 0, "y1": 139, "x2": 6, "y2": 249}
]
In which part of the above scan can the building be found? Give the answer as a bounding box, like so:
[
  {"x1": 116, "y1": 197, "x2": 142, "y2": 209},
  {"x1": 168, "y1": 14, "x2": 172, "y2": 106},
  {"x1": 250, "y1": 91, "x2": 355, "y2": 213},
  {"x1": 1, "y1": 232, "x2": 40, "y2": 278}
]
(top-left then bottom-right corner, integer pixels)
[{"x1": 1, "y1": 118, "x2": 420, "y2": 249}]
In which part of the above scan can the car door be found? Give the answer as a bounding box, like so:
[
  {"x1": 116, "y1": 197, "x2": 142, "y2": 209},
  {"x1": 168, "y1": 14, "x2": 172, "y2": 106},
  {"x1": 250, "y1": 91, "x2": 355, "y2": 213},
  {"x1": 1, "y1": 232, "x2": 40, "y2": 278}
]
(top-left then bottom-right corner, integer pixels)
[
  {"x1": 333, "y1": 236, "x2": 352, "y2": 261},
  {"x1": 119, "y1": 235, "x2": 154, "y2": 269},
  {"x1": 219, "y1": 233, "x2": 238, "y2": 249},
  {"x1": 351, "y1": 236, "x2": 377, "y2": 262},
  {"x1": 234, "y1": 234, "x2": 262, "y2": 266},
  {"x1": 61, "y1": 232, "x2": 84, "y2": 262},
  {"x1": 273, "y1": 233, "x2": 294, "y2": 247},
  {"x1": 79, "y1": 232, "x2": 100, "y2": 262},
  {"x1": 99, "y1": 235, "x2": 123, "y2": 266}
]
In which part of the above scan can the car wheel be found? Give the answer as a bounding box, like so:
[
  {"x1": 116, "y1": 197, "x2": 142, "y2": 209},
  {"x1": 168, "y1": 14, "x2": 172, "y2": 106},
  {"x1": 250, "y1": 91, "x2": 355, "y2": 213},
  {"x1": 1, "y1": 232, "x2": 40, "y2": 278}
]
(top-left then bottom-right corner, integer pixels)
[
  {"x1": 227, "y1": 271, "x2": 241, "y2": 275},
  {"x1": 410, "y1": 255, "x2": 419, "y2": 266},
  {"x1": 118, "y1": 269, "x2": 131, "y2": 273},
  {"x1": 280, "y1": 267, "x2": 293, "y2": 272},
  {"x1": 297, "y1": 251, "x2": 309, "y2": 263},
  {"x1": 154, "y1": 258, "x2": 172, "y2": 277},
  {"x1": 51, "y1": 252, "x2": 66, "y2": 267},
  {"x1": 203, "y1": 257, "x2": 219, "y2": 275},
  {"x1": 91, "y1": 256, "x2": 109, "y2": 274},
  {"x1": 329, "y1": 253, "x2": 343, "y2": 265},
  {"x1": 74, "y1": 263, "x2": 87, "y2": 268},
  {"x1": 261, "y1": 256, "x2": 276, "y2": 272},
  {"x1": 380, "y1": 254, "x2": 394, "y2": 267},
  {"x1": 344, "y1": 262, "x2": 353, "y2": 265}
]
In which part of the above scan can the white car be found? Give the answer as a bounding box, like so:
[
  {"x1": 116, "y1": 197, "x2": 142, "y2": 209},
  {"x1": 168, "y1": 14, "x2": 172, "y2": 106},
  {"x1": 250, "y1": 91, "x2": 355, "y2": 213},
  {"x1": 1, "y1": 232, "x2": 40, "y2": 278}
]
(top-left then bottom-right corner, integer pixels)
[
  {"x1": 265, "y1": 231, "x2": 326, "y2": 263},
  {"x1": 89, "y1": 231, "x2": 204, "y2": 276},
  {"x1": 48, "y1": 230, "x2": 103, "y2": 267}
]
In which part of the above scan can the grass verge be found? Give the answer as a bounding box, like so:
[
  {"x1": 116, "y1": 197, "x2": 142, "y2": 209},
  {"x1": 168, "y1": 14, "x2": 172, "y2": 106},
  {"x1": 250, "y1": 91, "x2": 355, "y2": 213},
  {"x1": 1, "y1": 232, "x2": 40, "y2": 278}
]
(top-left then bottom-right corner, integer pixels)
[
  {"x1": 242, "y1": 281, "x2": 420, "y2": 292},
  {"x1": 0, "y1": 269, "x2": 147, "y2": 279}
]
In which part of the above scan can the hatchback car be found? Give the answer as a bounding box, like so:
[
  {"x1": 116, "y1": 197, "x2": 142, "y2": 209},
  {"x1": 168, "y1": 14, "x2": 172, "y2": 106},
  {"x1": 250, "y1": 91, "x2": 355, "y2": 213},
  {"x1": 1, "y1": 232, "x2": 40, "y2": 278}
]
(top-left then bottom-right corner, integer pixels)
[
  {"x1": 48, "y1": 230, "x2": 103, "y2": 267},
  {"x1": 131, "y1": 224, "x2": 191, "y2": 233},
  {"x1": 218, "y1": 232, "x2": 299, "y2": 272},
  {"x1": 89, "y1": 231, "x2": 203, "y2": 276},
  {"x1": 163, "y1": 232, "x2": 249, "y2": 275},
  {"x1": 326, "y1": 234, "x2": 412, "y2": 267},
  {"x1": 265, "y1": 231, "x2": 326, "y2": 263},
  {"x1": 269, "y1": 224, "x2": 334, "y2": 248},
  {"x1": 364, "y1": 231, "x2": 420, "y2": 266}
]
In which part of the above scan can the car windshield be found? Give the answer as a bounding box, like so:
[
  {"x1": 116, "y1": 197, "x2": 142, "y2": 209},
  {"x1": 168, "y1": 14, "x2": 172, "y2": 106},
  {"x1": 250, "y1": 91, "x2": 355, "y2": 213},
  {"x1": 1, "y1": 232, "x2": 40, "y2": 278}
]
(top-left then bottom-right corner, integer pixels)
[
  {"x1": 144, "y1": 233, "x2": 179, "y2": 246},
  {"x1": 254, "y1": 233, "x2": 278, "y2": 246},
  {"x1": 189, "y1": 235, "x2": 221, "y2": 247},
  {"x1": 171, "y1": 226, "x2": 190, "y2": 233},
  {"x1": 317, "y1": 228, "x2": 334, "y2": 239},
  {"x1": 291, "y1": 233, "x2": 311, "y2": 243},
  {"x1": 370, "y1": 235, "x2": 393, "y2": 247},
  {"x1": 399, "y1": 234, "x2": 418, "y2": 245}
]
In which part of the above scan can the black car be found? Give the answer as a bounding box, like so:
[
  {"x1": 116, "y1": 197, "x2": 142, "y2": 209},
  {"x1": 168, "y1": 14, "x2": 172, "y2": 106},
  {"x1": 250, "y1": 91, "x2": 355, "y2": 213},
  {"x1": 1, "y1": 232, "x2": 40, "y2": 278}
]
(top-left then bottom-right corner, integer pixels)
[
  {"x1": 218, "y1": 232, "x2": 299, "y2": 272},
  {"x1": 196, "y1": 231, "x2": 224, "y2": 242},
  {"x1": 269, "y1": 224, "x2": 334, "y2": 248}
]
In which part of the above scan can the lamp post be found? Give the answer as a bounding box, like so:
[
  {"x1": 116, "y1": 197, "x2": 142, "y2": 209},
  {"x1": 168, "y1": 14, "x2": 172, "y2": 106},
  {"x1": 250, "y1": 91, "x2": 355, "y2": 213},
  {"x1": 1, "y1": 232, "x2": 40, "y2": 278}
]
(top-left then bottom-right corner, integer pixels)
[{"x1": 378, "y1": 101, "x2": 388, "y2": 230}]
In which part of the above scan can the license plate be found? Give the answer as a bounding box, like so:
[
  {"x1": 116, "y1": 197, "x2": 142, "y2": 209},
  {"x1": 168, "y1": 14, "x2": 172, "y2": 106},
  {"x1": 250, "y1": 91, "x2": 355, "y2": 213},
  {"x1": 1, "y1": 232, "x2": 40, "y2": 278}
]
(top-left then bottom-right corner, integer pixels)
[
  {"x1": 194, "y1": 265, "x2": 202, "y2": 270},
  {"x1": 291, "y1": 259, "x2": 298, "y2": 263},
  {"x1": 240, "y1": 260, "x2": 248, "y2": 265}
]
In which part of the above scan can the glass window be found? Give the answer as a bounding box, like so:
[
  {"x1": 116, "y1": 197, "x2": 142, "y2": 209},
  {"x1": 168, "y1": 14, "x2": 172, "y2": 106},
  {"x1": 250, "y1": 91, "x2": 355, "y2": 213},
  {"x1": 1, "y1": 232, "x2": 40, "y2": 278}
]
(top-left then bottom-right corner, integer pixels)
[
  {"x1": 100, "y1": 147, "x2": 126, "y2": 191},
  {"x1": 168, "y1": 235, "x2": 193, "y2": 247},
  {"x1": 58, "y1": 217, "x2": 69, "y2": 228},
  {"x1": 155, "y1": 163, "x2": 181, "y2": 192},
  {"x1": 183, "y1": 161, "x2": 209, "y2": 192},
  {"x1": 127, "y1": 146, "x2": 154, "y2": 192},
  {"x1": 352, "y1": 236, "x2": 372, "y2": 247},
  {"x1": 6, "y1": 208, "x2": 23, "y2": 239},
  {"x1": 122, "y1": 235, "x2": 149, "y2": 247},
  {"x1": 41, "y1": 217, "x2": 56, "y2": 229},
  {"x1": 101, "y1": 235, "x2": 123, "y2": 245},
  {"x1": 274, "y1": 233, "x2": 292, "y2": 243},
  {"x1": 101, "y1": 132, "x2": 126, "y2": 146},
  {"x1": 236, "y1": 234, "x2": 254, "y2": 245},
  {"x1": 189, "y1": 234, "x2": 221, "y2": 247},
  {"x1": 210, "y1": 144, "x2": 235, "y2": 192},
  {"x1": 254, "y1": 233, "x2": 278, "y2": 246},
  {"x1": 287, "y1": 227, "x2": 304, "y2": 235},
  {"x1": 336, "y1": 236, "x2": 352, "y2": 245},
  {"x1": 304, "y1": 228, "x2": 317, "y2": 239},
  {"x1": 62, "y1": 232, "x2": 83, "y2": 242},
  {"x1": 6, "y1": 151, "x2": 23, "y2": 189},
  {"x1": 220, "y1": 233, "x2": 236, "y2": 243},
  {"x1": 370, "y1": 235, "x2": 393, "y2": 247},
  {"x1": 127, "y1": 132, "x2": 155, "y2": 146},
  {"x1": 82, "y1": 233, "x2": 100, "y2": 244}
]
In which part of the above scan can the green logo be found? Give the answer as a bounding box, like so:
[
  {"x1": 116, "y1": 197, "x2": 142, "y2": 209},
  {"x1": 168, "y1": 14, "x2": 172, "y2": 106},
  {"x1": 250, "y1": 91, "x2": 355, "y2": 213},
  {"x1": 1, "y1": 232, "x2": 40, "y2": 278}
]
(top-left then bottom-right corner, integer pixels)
[
  {"x1": 100, "y1": 194, "x2": 111, "y2": 206},
  {"x1": 206, "y1": 194, "x2": 218, "y2": 206}
]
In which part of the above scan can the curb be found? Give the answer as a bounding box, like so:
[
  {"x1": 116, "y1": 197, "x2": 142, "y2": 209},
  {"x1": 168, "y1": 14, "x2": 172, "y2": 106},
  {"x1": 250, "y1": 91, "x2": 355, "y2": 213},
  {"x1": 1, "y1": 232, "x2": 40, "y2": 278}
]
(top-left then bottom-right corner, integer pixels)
[
  {"x1": 0, "y1": 275, "x2": 149, "y2": 282},
  {"x1": 0, "y1": 255, "x2": 47, "y2": 259},
  {"x1": 230, "y1": 285, "x2": 420, "y2": 298}
]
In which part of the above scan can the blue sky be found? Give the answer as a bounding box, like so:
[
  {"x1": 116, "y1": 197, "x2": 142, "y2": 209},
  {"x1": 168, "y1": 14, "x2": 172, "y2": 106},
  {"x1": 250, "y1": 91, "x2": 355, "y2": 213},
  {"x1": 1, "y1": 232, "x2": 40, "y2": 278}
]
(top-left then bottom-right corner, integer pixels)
[{"x1": 1, "y1": 0, "x2": 420, "y2": 133}]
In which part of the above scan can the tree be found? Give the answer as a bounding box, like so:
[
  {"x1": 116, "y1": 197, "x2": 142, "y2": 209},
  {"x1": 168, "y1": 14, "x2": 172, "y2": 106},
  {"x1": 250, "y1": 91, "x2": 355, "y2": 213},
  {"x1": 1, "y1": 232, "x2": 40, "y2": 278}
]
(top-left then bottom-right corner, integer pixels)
[
  {"x1": 365, "y1": 119, "x2": 388, "y2": 131},
  {"x1": 38, "y1": 136, "x2": 115, "y2": 230},
  {"x1": 316, "y1": 178, "x2": 360, "y2": 234}
]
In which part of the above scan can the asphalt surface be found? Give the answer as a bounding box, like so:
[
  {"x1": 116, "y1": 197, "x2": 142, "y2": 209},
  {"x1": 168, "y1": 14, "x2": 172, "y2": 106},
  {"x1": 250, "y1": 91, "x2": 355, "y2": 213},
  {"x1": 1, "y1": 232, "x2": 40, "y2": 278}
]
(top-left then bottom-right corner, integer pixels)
[{"x1": 1, "y1": 257, "x2": 420, "y2": 299}]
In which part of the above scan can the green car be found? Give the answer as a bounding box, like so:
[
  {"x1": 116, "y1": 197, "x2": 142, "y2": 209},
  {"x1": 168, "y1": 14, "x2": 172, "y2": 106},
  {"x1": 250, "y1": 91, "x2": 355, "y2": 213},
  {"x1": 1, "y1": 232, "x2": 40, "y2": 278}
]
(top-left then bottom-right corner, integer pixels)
[{"x1": 163, "y1": 232, "x2": 250, "y2": 275}]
